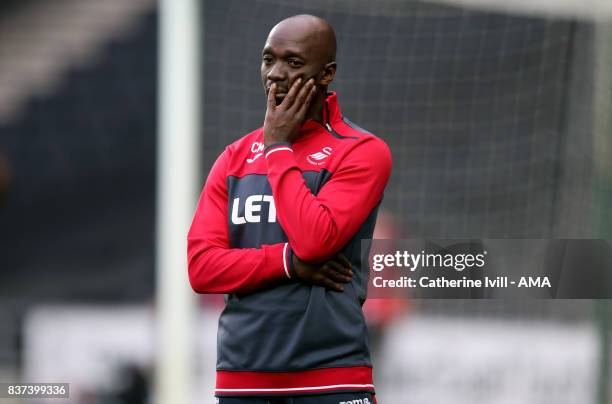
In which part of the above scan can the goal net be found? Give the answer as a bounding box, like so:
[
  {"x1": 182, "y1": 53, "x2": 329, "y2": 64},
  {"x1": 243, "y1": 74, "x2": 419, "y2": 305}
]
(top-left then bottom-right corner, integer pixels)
[{"x1": 200, "y1": 0, "x2": 611, "y2": 240}]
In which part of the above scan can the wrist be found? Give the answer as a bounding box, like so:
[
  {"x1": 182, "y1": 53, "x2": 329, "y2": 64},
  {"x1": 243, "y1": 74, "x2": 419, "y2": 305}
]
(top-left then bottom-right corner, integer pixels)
[
  {"x1": 289, "y1": 248, "x2": 300, "y2": 279},
  {"x1": 264, "y1": 141, "x2": 292, "y2": 155},
  {"x1": 264, "y1": 139, "x2": 291, "y2": 149}
]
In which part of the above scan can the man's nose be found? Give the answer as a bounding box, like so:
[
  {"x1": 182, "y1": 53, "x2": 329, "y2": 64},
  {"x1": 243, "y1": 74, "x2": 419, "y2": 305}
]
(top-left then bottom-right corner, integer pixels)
[{"x1": 267, "y1": 62, "x2": 286, "y2": 82}]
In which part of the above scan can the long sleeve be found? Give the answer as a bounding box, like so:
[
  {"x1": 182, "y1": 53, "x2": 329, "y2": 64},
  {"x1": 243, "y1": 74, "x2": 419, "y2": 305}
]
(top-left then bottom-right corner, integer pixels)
[
  {"x1": 187, "y1": 147, "x2": 291, "y2": 294},
  {"x1": 264, "y1": 137, "x2": 392, "y2": 262}
]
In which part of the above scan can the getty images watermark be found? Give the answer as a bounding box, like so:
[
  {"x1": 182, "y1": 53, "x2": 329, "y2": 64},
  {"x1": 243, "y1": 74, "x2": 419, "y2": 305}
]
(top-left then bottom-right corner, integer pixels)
[{"x1": 362, "y1": 239, "x2": 612, "y2": 299}]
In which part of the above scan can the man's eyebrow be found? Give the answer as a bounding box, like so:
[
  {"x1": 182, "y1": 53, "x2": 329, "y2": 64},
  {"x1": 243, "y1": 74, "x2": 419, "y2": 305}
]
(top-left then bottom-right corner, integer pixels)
[
  {"x1": 262, "y1": 46, "x2": 306, "y2": 59},
  {"x1": 284, "y1": 50, "x2": 306, "y2": 59}
]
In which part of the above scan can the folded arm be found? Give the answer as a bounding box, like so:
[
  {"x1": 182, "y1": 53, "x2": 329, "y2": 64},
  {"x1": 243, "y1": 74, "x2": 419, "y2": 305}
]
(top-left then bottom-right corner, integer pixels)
[
  {"x1": 187, "y1": 148, "x2": 291, "y2": 294},
  {"x1": 265, "y1": 137, "x2": 392, "y2": 262}
]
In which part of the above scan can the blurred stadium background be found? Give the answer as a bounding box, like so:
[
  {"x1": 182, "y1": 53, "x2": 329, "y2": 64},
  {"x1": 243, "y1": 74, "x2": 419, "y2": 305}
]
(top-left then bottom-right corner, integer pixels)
[{"x1": 0, "y1": 0, "x2": 611, "y2": 403}]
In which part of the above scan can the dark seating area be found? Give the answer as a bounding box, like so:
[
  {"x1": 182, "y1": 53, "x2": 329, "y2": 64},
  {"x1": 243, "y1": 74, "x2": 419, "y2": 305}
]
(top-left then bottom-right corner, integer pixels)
[{"x1": 0, "y1": 10, "x2": 157, "y2": 300}]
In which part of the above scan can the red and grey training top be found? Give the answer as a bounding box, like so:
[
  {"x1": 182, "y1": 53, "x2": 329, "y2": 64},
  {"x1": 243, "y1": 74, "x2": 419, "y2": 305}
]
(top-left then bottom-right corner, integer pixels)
[{"x1": 187, "y1": 92, "x2": 392, "y2": 397}]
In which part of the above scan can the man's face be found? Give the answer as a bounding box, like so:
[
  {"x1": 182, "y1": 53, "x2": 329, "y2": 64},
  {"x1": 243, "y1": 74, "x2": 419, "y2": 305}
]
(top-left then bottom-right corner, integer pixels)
[{"x1": 261, "y1": 26, "x2": 325, "y2": 105}]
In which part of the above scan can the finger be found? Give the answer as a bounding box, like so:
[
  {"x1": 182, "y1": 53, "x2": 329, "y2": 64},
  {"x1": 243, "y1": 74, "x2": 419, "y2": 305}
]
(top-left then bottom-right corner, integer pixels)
[
  {"x1": 291, "y1": 78, "x2": 315, "y2": 113},
  {"x1": 313, "y1": 272, "x2": 344, "y2": 292},
  {"x1": 320, "y1": 276, "x2": 344, "y2": 292},
  {"x1": 321, "y1": 263, "x2": 349, "y2": 282},
  {"x1": 267, "y1": 83, "x2": 277, "y2": 110},
  {"x1": 334, "y1": 253, "x2": 353, "y2": 271},
  {"x1": 325, "y1": 267, "x2": 352, "y2": 284},
  {"x1": 280, "y1": 77, "x2": 302, "y2": 109},
  {"x1": 296, "y1": 86, "x2": 316, "y2": 120},
  {"x1": 327, "y1": 261, "x2": 352, "y2": 279}
]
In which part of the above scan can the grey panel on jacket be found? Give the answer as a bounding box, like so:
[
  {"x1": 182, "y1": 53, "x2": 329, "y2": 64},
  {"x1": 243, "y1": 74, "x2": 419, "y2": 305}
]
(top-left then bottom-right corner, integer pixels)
[{"x1": 219, "y1": 169, "x2": 377, "y2": 371}]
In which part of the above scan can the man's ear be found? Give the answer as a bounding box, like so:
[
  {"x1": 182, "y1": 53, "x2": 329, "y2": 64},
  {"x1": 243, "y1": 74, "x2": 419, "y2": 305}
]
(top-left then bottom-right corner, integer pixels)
[{"x1": 319, "y1": 62, "x2": 337, "y2": 86}]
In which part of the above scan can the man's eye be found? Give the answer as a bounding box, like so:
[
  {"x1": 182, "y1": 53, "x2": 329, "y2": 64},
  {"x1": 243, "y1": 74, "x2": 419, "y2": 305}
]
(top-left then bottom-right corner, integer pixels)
[
  {"x1": 262, "y1": 56, "x2": 273, "y2": 64},
  {"x1": 288, "y1": 60, "x2": 303, "y2": 68}
]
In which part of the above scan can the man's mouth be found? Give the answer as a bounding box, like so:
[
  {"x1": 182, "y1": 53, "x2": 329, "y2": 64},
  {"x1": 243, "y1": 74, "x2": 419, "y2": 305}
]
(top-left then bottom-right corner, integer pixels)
[
  {"x1": 274, "y1": 94, "x2": 285, "y2": 106},
  {"x1": 266, "y1": 85, "x2": 288, "y2": 105},
  {"x1": 267, "y1": 85, "x2": 288, "y2": 95},
  {"x1": 269, "y1": 88, "x2": 287, "y2": 105}
]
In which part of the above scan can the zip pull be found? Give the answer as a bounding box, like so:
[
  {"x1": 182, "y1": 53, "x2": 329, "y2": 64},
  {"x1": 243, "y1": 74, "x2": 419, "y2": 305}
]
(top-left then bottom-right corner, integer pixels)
[{"x1": 325, "y1": 123, "x2": 332, "y2": 132}]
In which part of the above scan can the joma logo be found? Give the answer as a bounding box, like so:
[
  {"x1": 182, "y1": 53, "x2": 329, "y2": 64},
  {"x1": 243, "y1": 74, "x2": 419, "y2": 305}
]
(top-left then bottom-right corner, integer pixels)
[{"x1": 340, "y1": 398, "x2": 370, "y2": 404}]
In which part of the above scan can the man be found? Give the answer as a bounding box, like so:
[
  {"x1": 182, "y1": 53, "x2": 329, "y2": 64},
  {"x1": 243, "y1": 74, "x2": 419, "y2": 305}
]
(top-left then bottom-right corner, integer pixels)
[{"x1": 188, "y1": 14, "x2": 391, "y2": 404}]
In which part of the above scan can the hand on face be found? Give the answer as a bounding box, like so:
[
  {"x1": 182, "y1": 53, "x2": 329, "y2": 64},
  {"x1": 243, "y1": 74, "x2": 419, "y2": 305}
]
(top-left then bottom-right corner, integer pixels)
[
  {"x1": 291, "y1": 252, "x2": 353, "y2": 292},
  {"x1": 263, "y1": 77, "x2": 317, "y2": 147}
]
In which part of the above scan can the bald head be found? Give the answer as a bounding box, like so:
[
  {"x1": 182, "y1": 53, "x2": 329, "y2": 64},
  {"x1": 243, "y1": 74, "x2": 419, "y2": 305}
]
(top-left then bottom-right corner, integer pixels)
[
  {"x1": 267, "y1": 14, "x2": 336, "y2": 64},
  {"x1": 261, "y1": 14, "x2": 337, "y2": 115}
]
